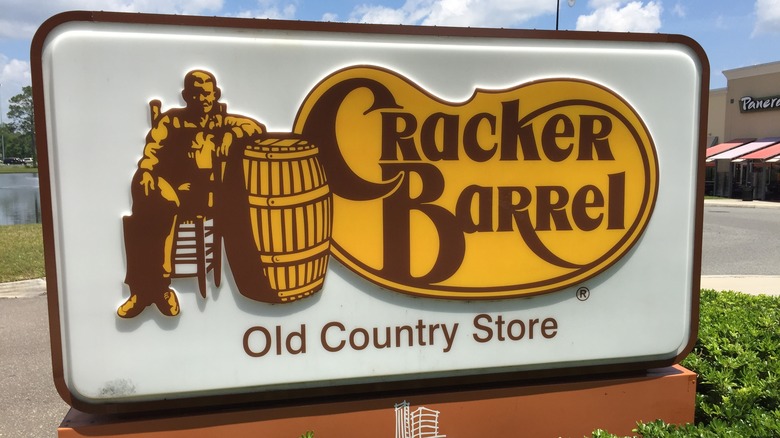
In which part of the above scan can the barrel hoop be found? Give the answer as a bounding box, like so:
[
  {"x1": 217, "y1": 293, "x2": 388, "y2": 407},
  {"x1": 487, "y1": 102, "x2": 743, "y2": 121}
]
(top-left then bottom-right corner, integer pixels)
[
  {"x1": 248, "y1": 185, "x2": 330, "y2": 207},
  {"x1": 260, "y1": 240, "x2": 330, "y2": 264},
  {"x1": 277, "y1": 277, "x2": 325, "y2": 299},
  {"x1": 245, "y1": 148, "x2": 318, "y2": 161},
  {"x1": 255, "y1": 138, "x2": 310, "y2": 148}
]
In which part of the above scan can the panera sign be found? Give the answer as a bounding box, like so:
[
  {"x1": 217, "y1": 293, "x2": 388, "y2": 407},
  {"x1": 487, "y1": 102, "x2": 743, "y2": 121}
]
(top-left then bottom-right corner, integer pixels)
[
  {"x1": 296, "y1": 66, "x2": 658, "y2": 298},
  {"x1": 739, "y1": 94, "x2": 780, "y2": 113}
]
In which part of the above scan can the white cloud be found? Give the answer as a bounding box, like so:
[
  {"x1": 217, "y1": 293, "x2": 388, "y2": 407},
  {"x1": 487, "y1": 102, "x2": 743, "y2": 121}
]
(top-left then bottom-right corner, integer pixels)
[
  {"x1": 59, "y1": 0, "x2": 223, "y2": 14},
  {"x1": 347, "y1": 0, "x2": 553, "y2": 28},
  {"x1": 0, "y1": 55, "x2": 32, "y2": 121},
  {"x1": 321, "y1": 12, "x2": 339, "y2": 22},
  {"x1": 0, "y1": 0, "x2": 224, "y2": 40},
  {"x1": 715, "y1": 14, "x2": 729, "y2": 30},
  {"x1": 232, "y1": 0, "x2": 298, "y2": 19},
  {"x1": 1, "y1": 58, "x2": 30, "y2": 83},
  {"x1": 672, "y1": 3, "x2": 686, "y2": 18},
  {"x1": 576, "y1": 0, "x2": 662, "y2": 33},
  {"x1": 349, "y1": 4, "x2": 411, "y2": 25},
  {"x1": 754, "y1": 0, "x2": 780, "y2": 36}
]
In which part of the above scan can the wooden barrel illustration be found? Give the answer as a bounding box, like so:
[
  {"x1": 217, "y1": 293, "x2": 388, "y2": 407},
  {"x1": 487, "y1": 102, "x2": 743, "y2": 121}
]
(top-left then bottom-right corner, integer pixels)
[{"x1": 243, "y1": 135, "x2": 332, "y2": 303}]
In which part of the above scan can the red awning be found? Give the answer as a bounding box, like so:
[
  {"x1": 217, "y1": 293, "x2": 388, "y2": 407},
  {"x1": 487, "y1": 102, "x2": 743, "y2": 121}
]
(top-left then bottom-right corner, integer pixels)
[
  {"x1": 736, "y1": 142, "x2": 780, "y2": 161},
  {"x1": 708, "y1": 137, "x2": 780, "y2": 161},
  {"x1": 705, "y1": 138, "x2": 754, "y2": 159}
]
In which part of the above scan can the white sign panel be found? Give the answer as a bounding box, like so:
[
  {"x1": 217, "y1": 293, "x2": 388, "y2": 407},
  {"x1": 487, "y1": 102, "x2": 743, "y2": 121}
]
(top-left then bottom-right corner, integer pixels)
[{"x1": 32, "y1": 11, "x2": 707, "y2": 413}]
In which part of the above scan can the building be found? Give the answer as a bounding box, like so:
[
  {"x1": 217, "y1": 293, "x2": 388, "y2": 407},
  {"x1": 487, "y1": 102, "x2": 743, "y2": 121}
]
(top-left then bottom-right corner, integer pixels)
[
  {"x1": 394, "y1": 401, "x2": 446, "y2": 438},
  {"x1": 706, "y1": 60, "x2": 780, "y2": 200}
]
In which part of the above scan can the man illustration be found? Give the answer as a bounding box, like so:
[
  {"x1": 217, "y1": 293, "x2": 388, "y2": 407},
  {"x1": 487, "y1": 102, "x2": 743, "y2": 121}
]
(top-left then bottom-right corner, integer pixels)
[{"x1": 118, "y1": 70, "x2": 266, "y2": 318}]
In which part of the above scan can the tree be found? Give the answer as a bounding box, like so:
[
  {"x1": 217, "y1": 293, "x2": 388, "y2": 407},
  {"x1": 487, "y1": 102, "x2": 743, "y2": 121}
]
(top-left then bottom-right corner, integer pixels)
[
  {"x1": 6, "y1": 86, "x2": 35, "y2": 161},
  {"x1": 7, "y1": 86, "x2": 33, "y2": 133},
  {"x1": 0, "y1": 123, "x2": 22, "y2": 159}
]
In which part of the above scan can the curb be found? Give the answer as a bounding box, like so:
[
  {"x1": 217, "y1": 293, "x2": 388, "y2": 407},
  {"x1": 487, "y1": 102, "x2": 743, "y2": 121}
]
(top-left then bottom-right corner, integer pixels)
[
  {"x1": 700, "y1": 275, "x2": 780, "y2": 297},
  {"x1": 704, "y1": 199, "x2": 780, "y2": 209},
  {"x1": 0, "y1": 278, "x2": 47, "y2": 298}
]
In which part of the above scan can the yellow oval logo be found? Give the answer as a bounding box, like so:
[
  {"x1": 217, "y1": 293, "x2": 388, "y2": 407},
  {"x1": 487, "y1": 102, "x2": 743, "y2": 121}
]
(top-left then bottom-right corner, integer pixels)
[{"x1": 294, "y1": 66, "x2": 658, "y2": 299}]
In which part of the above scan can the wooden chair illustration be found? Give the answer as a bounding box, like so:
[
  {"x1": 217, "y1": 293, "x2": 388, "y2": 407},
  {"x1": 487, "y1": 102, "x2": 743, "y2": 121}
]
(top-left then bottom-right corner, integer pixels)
[{"x1": 170, "y1": 215, "x2": 222, "y2": 298}]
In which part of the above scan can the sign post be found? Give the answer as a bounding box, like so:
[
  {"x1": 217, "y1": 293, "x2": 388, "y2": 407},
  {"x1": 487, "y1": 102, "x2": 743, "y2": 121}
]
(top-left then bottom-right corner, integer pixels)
[{"x1": 32, "y1": 11, "x2": 707, "y2": 436}]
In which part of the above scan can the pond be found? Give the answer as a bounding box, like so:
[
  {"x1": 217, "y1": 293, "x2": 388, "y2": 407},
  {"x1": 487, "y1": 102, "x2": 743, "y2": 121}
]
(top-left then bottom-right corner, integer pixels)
[{"x1": 0, "y1": 172, "x2": 41, "y2": 225}]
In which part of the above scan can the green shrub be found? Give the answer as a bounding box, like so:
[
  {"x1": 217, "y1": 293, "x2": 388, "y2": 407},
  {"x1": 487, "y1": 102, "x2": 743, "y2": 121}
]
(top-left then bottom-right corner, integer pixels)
[{"x1": 591, "y1": 290, "x2": 780, "y2": 437}]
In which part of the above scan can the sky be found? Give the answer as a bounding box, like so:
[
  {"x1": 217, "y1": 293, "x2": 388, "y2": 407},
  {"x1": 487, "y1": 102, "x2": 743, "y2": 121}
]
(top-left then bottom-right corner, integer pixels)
[{"x1": 1, "y1": 0, "x2": 780, "y2": 122}]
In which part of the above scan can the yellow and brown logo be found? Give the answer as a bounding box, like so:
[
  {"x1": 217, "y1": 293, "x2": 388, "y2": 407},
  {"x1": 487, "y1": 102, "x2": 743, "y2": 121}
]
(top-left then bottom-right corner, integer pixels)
[
  {"x1": 294, "y1": 66, "x2": 658, "y2": 299},
  {"x1": 119, "y1": 66, "x2": 658, "y2": 317}
]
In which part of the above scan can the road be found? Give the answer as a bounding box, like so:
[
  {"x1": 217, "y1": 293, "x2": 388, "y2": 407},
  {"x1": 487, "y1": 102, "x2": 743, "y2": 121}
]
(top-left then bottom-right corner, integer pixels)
[
  {"x1": 701, "y1": 204, "x2": 780, "y2": 275},
  {"x1": 0, "y1": 202, "x2": 778, "y2": 437},
  {"x1": 0, "y1": 296, "x2": 70, "y2": 437}
]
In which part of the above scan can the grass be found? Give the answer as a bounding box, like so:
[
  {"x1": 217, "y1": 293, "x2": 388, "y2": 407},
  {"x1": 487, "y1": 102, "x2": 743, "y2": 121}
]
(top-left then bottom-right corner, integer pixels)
[
  {"x1": 0, "y1": 223, "x2": 45, "y2": 282},
  {"x1": 0, "y1": 165, "x2": 37, "y2": 174}
]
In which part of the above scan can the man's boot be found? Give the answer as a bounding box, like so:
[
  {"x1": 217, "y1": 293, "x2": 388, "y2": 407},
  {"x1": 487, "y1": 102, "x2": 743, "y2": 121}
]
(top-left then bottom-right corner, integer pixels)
[
  {"x1": 155, "y1": 289, "x2": 180, "y2": 317},
  {"x1": 117, "y1": 294, "x2": 149, "y2": 318}
]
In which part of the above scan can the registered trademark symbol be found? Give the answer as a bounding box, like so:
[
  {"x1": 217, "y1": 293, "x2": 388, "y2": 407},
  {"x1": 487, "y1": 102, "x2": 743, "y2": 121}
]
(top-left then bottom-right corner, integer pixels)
[{"x1": 576, "y1": 287, "x2": 590, "y2": 301}]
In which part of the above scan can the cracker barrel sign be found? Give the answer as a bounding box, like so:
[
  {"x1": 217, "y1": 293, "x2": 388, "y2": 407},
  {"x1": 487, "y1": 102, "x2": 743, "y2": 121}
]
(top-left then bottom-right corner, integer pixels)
[{"x1": 33, "y1": 12, "x2": 705, "y2": 414}]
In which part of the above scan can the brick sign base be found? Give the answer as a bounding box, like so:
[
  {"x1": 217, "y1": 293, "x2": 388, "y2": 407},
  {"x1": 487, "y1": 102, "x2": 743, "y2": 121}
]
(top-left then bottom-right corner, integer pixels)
[{"x1": 58, "y1": 365, "x2": 696, "y2": 437}]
